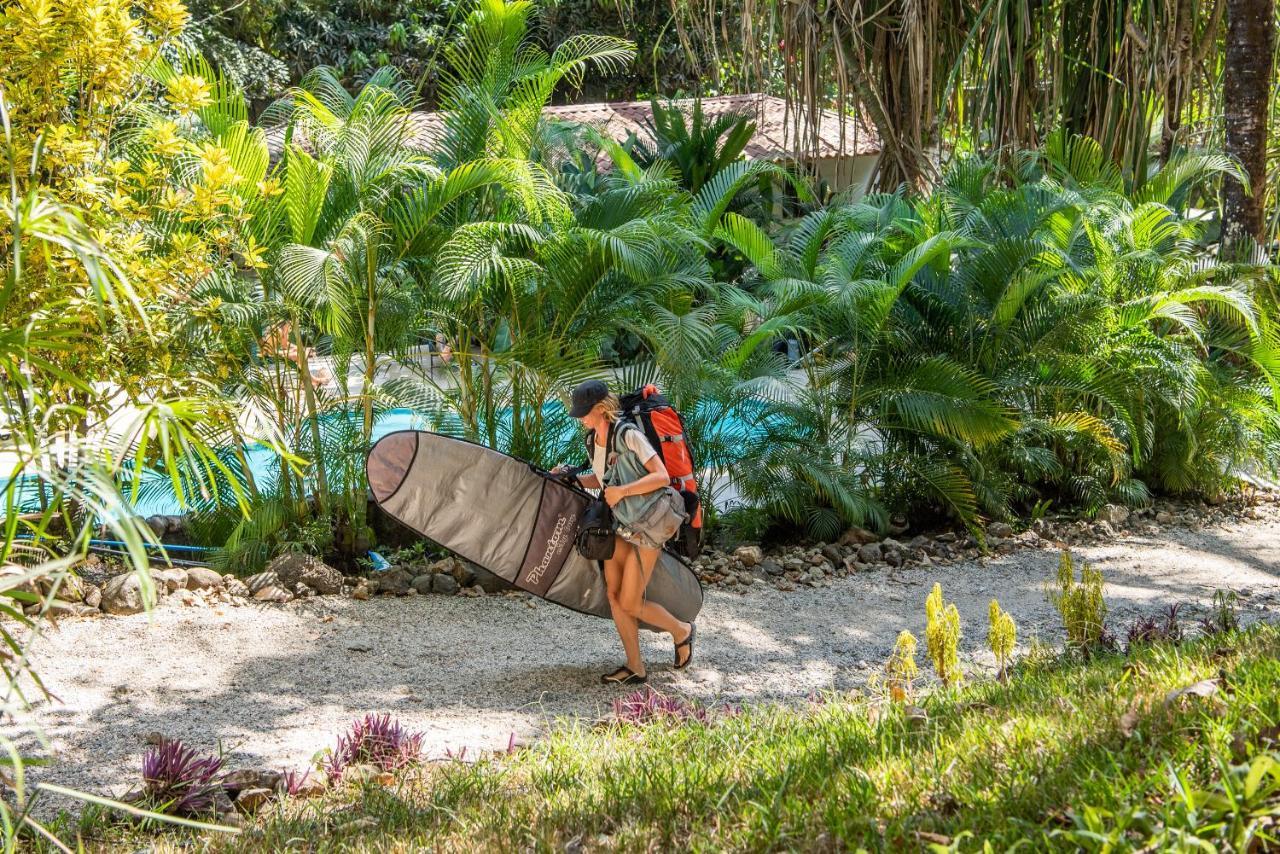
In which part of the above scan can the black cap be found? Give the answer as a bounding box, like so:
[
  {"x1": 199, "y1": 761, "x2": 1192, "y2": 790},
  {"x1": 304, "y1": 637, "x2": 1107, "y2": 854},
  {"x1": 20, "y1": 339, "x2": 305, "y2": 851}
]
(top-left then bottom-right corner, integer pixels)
[{"x1": 568, "y1": 379, "x2": 609, "y2": 418}]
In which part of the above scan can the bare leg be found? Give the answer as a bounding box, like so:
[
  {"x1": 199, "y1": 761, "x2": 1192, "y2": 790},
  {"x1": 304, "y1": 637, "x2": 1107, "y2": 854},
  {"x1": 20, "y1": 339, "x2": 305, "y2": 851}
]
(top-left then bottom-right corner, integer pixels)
[
  {"x1": 604, "y1": 537, "x2": 644, "y2": 675},
  {"x1": 618, "y1": 544, "x2": 692, "y2": 660}
]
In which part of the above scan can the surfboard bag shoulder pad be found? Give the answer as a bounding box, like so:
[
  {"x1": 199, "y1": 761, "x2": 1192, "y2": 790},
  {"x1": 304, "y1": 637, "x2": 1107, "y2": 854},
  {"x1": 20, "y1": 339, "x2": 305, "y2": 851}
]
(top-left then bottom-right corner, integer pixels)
[{"x1": 576, "y1": 499, "x2": 615, "y2": 560}]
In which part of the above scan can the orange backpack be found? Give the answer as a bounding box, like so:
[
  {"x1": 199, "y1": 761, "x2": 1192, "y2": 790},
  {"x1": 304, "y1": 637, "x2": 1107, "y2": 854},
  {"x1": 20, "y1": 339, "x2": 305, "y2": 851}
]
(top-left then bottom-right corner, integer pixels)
[{"x1": 618, "y1": 385, "x2": 703, "y2": 558}]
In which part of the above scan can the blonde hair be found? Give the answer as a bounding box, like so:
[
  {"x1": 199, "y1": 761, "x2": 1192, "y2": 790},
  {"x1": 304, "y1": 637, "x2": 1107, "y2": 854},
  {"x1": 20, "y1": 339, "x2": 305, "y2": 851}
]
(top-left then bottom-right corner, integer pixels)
[{"x1": 598, "y1": 393, "x2": 621, "y2": 423}]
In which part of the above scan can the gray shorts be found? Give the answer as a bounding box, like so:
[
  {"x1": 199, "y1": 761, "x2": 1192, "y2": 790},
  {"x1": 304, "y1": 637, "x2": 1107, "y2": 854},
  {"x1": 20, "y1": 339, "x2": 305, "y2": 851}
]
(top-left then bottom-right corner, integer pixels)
[{"x1": 619, "y1": 488, "x2": 688, "y2": 550}]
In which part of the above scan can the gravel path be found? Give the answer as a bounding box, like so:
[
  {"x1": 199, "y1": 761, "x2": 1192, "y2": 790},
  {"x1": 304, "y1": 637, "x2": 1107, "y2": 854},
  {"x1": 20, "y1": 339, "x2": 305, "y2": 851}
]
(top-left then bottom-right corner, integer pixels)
[{"x1": 15, "y1": 512, "x2": 1280, "y2": 817}]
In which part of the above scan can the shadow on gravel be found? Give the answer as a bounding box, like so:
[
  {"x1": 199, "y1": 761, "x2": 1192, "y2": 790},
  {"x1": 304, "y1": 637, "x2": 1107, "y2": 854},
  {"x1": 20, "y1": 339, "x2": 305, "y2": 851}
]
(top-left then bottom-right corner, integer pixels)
[{"x1": 23, "y1": 524, "x2": 1280, "y2": 818}]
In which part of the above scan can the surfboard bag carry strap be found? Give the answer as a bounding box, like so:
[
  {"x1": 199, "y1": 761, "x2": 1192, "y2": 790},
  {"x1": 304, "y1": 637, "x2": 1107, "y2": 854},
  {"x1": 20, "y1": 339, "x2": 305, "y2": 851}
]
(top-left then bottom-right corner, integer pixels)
[{"x1": 617, "y1": 385, "x2": 703, "y2": 559}]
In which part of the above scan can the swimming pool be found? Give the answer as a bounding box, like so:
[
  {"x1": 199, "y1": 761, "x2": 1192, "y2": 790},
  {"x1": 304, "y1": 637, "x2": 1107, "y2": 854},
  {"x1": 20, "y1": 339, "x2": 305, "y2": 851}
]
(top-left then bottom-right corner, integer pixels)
[{"x1": 2, "y1": 402, "x2": 770, "y2": 519}]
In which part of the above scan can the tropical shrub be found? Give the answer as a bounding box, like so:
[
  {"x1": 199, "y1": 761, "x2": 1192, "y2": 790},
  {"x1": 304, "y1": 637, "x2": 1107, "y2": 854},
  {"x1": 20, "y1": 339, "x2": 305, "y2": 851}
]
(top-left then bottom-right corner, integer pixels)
[{"x1": 717, "y1": 133, "x2": 1280, "y2": 537}]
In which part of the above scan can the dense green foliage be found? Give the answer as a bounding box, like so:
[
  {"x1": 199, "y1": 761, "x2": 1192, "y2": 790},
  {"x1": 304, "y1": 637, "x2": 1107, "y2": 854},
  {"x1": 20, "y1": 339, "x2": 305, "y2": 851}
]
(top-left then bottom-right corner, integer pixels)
[
  {"x1": 189, "y1": 0, "x2": 718, "y2": 104},
  {"x1": 56, "y1": 622, "x2": 1280, "y2": 851},
  {"x1": 5, "y1": 0, "x2": 1279, "y2": 560},
  {"x1": 716, "y1": 137, "x2": 1280, "y2": 538}
]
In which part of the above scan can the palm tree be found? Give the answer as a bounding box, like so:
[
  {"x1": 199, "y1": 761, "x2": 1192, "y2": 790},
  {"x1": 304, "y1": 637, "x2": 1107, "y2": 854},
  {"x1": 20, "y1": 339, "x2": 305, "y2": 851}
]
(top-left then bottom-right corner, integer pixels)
[
  {"x1": 713, "y1": 133, "x2": 1279, "y2": 533},
  {"x1": 1222, "y1": 0, "x2": 1275, "y2": 251}
]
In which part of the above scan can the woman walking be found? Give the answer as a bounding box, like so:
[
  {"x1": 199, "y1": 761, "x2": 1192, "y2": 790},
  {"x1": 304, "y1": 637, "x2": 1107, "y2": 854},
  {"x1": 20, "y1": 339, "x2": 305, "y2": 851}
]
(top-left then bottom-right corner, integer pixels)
[{"x1": 555, "y1": 380, "x2": 695, "y2": 685}]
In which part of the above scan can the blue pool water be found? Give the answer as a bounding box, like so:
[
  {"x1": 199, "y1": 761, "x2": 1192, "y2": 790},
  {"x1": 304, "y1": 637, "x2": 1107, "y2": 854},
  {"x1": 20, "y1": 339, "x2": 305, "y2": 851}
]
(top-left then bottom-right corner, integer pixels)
[{"x1": 4, "y1": 403, "x2": 767, "y2": 519}]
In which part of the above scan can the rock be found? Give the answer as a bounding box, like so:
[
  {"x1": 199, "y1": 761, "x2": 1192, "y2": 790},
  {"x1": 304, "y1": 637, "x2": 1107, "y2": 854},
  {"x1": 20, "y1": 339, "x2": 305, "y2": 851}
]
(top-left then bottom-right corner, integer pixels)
[
  {"x1": 162, "y1": 515, "x2": 187, "y2": 535},
  {"x1": 253, "y1": 585, "x2": 293, "y2": 603},
  {"x1": 224, "y1": 769, "x2": 282, "y2": 794},
  {"x1": 186, "y1": 567, "x2": 225, "y2": 591},
  {"x1": 245, "y1": 571, "x2": 283, "y2": 594},
  {"x1": 175, "y1": 588, "x2": 198, "y2": 606},
  {"x1": 904, "y1": 705, "x2": 929, "y2": 729},
  {"x1": 294, "y1": 583, "x2": 315, "y2": 599},
  {"x1": 46, "y1": 600, "x2": 100, "y2": 618},
  {"x1": 371, "y1": 568, "x2": 414, "y2": 596},
  {"x1": 733, "y1": 545, "x2": 763, "y2": 567},
  {"x1": 805, "y1": 567, "x2": 826, "y2": 584},
  {"x1": 431, "y1": 573, "x2": 459, "y2": 595},
  {"x1": 83, "y1": 582, "x2": 101, "y2": 609},
  {"x1": 1092, "y1": 521, "x2": 1117, "y2": 539},
  {"x1": 224, "y1": 577, "x2": 250, "y2": 598},
  {"x1": 761, "y1": 560, "x2": 784, "y2": 577},
  {"x1": 1098, "y1": 504, "x2": 1130, "y2": 526},
  {"x1": 352, "y1": 581, "x2": 370, "y2": 601},
  {"x1": 988, "y1": 522, "x2": 1014, "y2": 539},
  {"x1": 451, "y1": 560, "x2": 478, "y2": 588},
  {"x1": 470, "y1": 566, "x2": 513, "y2": 594},
  {"x1": 856, "y1": 543, "x2": 883, "y2": 564},
  {"x1": 235, "y1": 787, "x2": 273, "y2": 813},
  {"x1": 287, "y1": 774, "x2": 326, "y2": 798},
  {"x1": 883, "y1": 548, "x2": 904, "y2": 567},
  {"x1": 144, "y1": 515, "x2": 168, "y2": 538},
  {"x1": 1156, "y1": 510, "x2": 1174, "y2": 524},
  {"x1": 838, "y1": 526, "x2": 879, "y2": 546},
  {"x1": 101, "y1": 573, "x2": 147, "y2": 615},
  {"x1": 411, "y1": 574, "x2": 434, "y2": 595},
  {"x1": 150, "y1": 567, "x2": 188, "y2": 594},
  {"x1": 266, "y1": 554, "x2": 344, "y2": 595},
  {"x1": 36, "y1": 573, "x2": 84, "y2": 602},
  {"x1": 0, "y1": 564, "x2": 39, "y2": 598},
  {"x1": 935, "y1": 531, "x2": 958, "y2": 543}
]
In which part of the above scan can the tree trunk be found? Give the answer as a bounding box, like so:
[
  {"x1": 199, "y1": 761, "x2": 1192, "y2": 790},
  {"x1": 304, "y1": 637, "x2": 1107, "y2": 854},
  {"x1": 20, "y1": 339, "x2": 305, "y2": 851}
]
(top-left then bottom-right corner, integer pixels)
[{"x1": 1222, "y1": 0, "x2": 1274, "y2": 250}]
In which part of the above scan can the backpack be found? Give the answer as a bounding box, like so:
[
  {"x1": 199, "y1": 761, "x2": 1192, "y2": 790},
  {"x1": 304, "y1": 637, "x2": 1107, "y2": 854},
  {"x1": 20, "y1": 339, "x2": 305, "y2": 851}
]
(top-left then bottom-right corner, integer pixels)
[{"x1": 585, "y1": 384, "x2": 704, "y2": 559}]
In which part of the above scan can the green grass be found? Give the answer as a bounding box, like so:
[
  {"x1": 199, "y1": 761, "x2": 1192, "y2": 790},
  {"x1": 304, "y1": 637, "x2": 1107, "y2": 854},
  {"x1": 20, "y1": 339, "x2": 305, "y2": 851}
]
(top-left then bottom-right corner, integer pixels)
[{"x1": 48, "y1": 623, "x2": 1280, "y2": 852}]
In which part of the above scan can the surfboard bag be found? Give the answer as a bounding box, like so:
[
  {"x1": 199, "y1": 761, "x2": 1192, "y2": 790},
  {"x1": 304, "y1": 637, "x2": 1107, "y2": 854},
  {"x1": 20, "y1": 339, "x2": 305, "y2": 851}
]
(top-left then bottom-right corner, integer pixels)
[{"x1": 366, "y1": 431, "x2": 703, "y2": 626}]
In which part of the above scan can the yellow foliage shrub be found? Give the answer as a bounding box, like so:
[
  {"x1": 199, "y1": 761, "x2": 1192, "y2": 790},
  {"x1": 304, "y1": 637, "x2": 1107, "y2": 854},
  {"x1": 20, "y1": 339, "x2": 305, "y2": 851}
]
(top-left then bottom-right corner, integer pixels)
[
  {"x1": 1047, "y1": 550, "x2": 1107, "y2": 650},
  {"x1": 925, "y1": 582, "x2": 963, "y2": 685},
  {"x1": 987, "y1": 599, "x2": 1016, "y2": 677}
]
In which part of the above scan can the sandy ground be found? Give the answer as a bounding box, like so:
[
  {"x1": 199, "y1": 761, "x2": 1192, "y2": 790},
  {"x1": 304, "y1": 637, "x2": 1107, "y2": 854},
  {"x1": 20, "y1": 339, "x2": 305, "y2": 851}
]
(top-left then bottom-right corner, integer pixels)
[{"x1": 13, "y1": 512, "x2": 1280, "y2": 817}]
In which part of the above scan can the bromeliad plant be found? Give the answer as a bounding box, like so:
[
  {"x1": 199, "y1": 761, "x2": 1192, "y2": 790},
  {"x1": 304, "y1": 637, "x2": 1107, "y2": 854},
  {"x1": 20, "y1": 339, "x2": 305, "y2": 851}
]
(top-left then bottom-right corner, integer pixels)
[
  {"x1": 141, "y1": 739, "x2": 226, "y2": 815},
  {"x1": 324, "y1": 713, "x2": 425, "y2": 783}
]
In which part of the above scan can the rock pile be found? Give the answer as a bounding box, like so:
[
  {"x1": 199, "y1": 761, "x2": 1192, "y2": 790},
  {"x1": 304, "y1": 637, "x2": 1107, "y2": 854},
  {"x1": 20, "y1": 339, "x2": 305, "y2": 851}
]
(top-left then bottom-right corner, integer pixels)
[
  {"x1": 690, "y1": 493, "x2": 1280, "y2": 593},
  {"x1": 14, "y1": 491, "x2": 1276, "y2": 618}
]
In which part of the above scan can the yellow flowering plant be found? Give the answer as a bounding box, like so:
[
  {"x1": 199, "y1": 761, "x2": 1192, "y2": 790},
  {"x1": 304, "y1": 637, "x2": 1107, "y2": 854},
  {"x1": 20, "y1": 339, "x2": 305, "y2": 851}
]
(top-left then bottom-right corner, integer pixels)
[
  {"x1": 925, "y1": 582, "x2": 963, "y2": 686},
  {"x1": 987, "y1": 599, "x2": 1017, "y2": 679}
]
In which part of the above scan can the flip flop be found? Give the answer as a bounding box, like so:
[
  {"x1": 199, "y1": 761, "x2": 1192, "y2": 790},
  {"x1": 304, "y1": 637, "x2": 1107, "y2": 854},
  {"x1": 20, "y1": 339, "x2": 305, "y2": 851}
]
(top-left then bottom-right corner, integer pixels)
[
  {"x1": 674, "y1": 622, "x2": 696, "y2": 670},
  {"x1": 601, "y1": 666, "x2": 647, "y2": 685}
]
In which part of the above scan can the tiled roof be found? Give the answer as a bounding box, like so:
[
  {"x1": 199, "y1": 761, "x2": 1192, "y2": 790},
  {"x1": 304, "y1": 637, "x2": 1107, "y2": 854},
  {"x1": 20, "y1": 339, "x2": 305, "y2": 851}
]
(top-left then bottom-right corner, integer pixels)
[
  {"x1": 538, "y1": 93, "x2": 882, "y2": 159},
  {"x1": 268, "y1": 93, "x2": 881, "y2": 160}
]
